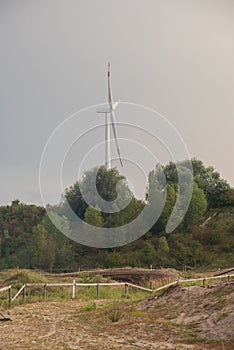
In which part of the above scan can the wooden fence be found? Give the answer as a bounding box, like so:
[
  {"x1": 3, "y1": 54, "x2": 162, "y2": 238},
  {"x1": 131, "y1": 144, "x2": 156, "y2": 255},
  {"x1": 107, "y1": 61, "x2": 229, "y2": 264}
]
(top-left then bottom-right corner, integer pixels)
[
  {"x1": 0, "y1": 286, "x2": 12, "y2": 305},
  {"x1": 0, "y1": 273, "x2": 233, "y2": 306}
]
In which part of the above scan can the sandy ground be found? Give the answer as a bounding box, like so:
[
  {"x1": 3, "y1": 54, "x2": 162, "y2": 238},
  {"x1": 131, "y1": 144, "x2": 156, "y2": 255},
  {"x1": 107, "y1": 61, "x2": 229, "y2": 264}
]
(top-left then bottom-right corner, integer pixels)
[{"x1": 0, "y1": 282, "x2": 233, "y2": 350}]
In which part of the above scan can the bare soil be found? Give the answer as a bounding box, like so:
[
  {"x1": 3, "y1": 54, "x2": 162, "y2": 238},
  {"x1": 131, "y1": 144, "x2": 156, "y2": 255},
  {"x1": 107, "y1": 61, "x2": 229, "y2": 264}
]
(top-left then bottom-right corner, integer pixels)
[
  {"x1": 0, "y1": 282, "x2": 233, "y2": 349},
  {"x1": 49, "y1": 268, "x2": 180, "y2": 285}
]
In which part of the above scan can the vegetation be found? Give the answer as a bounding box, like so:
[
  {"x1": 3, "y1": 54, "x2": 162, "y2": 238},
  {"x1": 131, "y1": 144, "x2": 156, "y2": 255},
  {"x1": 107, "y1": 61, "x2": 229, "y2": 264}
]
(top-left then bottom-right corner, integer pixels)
[
  {"x1": 1, "y1": 282, "x2": 233, "y2": 349},
  {"x1": 0, "y1": 159, "x2": 233, "y2": 272},
  {"x1": 3, "y1": 269, "x2": 46, "y2": 285}
]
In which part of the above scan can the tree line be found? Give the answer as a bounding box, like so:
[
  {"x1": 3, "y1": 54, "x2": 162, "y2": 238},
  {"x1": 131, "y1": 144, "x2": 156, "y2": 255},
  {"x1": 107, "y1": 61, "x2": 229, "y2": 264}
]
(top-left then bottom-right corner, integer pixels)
[{"x1": 0, "y1": 159, "x2": 233, "y2": 271}]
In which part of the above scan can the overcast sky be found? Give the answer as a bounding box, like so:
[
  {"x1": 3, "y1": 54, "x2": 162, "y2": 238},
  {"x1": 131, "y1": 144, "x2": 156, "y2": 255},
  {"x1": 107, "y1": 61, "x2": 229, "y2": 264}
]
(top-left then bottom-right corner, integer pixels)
[{"x1": 1, "y1": 0, "x2": 234, "y2": 206}]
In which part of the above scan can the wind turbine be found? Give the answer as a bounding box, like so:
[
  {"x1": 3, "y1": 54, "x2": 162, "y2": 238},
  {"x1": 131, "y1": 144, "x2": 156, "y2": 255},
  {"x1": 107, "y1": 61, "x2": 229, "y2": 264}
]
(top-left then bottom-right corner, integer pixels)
[{"x1": 97, "y1": 62, "x2": 123, "y2": 170}]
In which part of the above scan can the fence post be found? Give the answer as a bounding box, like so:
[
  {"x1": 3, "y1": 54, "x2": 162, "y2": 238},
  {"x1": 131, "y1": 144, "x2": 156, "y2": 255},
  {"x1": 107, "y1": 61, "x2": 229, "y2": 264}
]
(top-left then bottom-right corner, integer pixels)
[
  {"x1": 8, "y1": 287, "x2": 12, "y2": 306},
  {"x1": 150, "y1": 281, "x2": 153, "y2": 291},
  {"x1": 96, "y1": 284, "x2": 99, "y2": 298},
  {"x1": 44, "y1": 284, "x2": 47, "y2": 301},
  {"x1": 72, "y1": 280, "x2": 76, "y2": 300},
  {"x1": 228, "y1": 275, "x2": 230, "y2": 282},
  {"x1": 203, "y1": 278, "x2": 206, "y2": 287},
  {"x1": 124, "y1": 283, "x2": 128, "y2": 295},
  {"x1": 23, "y1": 285, "x2": 26, "y2": 302}
]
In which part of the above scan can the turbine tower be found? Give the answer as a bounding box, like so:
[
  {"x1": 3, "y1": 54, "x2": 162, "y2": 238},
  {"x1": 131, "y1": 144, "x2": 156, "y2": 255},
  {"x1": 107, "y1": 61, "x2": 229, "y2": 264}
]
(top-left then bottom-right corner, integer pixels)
[{"x1": 97, "y1": 62, "x2": 123, "y2": 170}]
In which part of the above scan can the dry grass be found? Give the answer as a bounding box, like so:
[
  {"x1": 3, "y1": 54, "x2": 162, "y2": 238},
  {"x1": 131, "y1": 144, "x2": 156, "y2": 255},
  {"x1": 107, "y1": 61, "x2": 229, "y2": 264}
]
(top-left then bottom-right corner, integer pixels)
[
  {"x1": 0, "y1": 283, "x2": 233, "y2": 349},
  {"x1": 1, "y1": 269, "x2": 233, "y2": 349}
]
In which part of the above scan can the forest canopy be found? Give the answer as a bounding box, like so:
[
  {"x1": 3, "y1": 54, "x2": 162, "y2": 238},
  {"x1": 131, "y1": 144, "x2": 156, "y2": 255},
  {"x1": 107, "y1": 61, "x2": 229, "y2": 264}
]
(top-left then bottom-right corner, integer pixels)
[{"x1": 0, "y1": 159, "x2": 233, "y2": 271}]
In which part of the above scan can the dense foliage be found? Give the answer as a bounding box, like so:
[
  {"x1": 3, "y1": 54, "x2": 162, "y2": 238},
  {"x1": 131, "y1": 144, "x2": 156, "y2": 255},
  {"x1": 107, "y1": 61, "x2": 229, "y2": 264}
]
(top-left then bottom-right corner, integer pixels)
[{"x1": 0, "y1": 160, "x2": 233, "y2": 271}]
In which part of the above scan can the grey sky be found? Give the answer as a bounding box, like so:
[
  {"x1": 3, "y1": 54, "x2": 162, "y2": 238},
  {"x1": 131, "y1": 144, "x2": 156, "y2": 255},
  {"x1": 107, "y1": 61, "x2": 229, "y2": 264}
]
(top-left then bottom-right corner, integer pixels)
[{"x1": 1, "y1": 0, "x2": 234, "y2": 205}]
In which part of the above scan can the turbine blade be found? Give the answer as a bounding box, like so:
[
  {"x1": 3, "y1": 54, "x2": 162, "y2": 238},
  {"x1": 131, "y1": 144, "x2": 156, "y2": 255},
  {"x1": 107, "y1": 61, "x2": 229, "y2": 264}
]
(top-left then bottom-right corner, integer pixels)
[
  {"x1": 110, "y1": 110, "x2": 123, "y2": 167},
  {"x1": 108, "y1": 62, "x2": 113, "y2": 106},
  {"x1": 112, "y1": 99, "x2": 121, "y2": 110},
  {"x1": 96, "y1": 106, "x2": 111, "y2": 113}
]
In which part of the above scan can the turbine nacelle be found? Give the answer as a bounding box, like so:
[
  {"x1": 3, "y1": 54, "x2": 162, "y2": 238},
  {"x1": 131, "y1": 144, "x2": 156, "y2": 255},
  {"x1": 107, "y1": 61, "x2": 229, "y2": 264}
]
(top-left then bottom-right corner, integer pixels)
[{"x1": 96, "y1": 100, "x2": 120, "y2": 114}]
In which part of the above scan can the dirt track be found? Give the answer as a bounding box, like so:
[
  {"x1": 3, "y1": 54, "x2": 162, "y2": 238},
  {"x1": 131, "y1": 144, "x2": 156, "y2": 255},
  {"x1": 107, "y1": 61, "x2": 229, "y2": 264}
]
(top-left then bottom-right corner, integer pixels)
[
  {"x1": 0, "y1": 282, "x2": 233, "y2": 349},
  {"x1": 50, "y1": 268, "x2": 180, "y2": 285},
  {"x1": 96, "y1": 268, "x2": 179, "y2": 284}
]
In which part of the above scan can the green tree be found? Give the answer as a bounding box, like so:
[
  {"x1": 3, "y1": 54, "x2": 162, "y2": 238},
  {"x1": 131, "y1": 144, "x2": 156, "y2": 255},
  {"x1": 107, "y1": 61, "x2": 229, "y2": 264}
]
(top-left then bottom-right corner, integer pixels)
[
  {"x1": 147, "y1": 162, "x2": 193, "y2": 234},
  {"x1": 84, "y1": 206, "x2": 103, "y2": 227},
  {"x1": 104, "y1": 251, "x2": 124, "y2": 268},
  {"x1": 190, "y1": 159, "x2": 230, "y2": 208},
  {"x1": 141, "y1": 241, "x2": 156, "y2": 267},
  {"x1": 182, "y1": 183, "x2": 207, "y2": 229},
  {"x1": 32, "y1": 224, "x2": 56, "y2": 272},
  {"x1": 152, "y1": 184, "x2": 177, "y2": 233},
  {"x1": 161, "y1": 185, "x2": 177, "y2": 227},
  {"x1": 104, "y1": 197, "x2": 144, "y2": 228},
  {"x1": 168, "y1": 232, "x2": 207, "y2": 267},
  {"x1": 145, "y1": 165, "x2": 166, "y2": 233},
  {"x1": 40, "y1": 214, "x2": 74, "y2": 272},
  {"x1": 156, "y1": 236, "x2": 170, "y2": 266},
  {"x1": 64, "y1": 166, "x2": 130, "y2": 220},
  {"x1": 0, "y1": 201, "x2": 45, "y2": 268},
  {"x1": 223, "y1": 188, "x2": 234, "y2": 206},
  {"x1": 163, "y1": 159, "x2": 230, "y2": 208}
]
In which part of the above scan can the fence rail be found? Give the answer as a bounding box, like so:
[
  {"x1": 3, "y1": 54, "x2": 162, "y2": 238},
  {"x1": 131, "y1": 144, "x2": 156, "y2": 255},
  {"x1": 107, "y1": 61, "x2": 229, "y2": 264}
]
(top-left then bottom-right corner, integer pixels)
[
  {"x1": 0, "y1": 273, "x2": 233, "y2": 306},
  {"x1": 11, "y1": 284, "x2": 25, "y2": 303},
  {"x1": 0, "y1": 285, "x2": 12, "y2": 305},
  {"x1": 126, "y1": 282, "x2": 153, "y2": 293},
  {"x1": 153, "y1": 280, "x2": 179, "y2": 293},
  {"x1": 0, "y1": 286, "x2": 11, "y2": 293},
  {"x1": 179, "y1": 274, "x2": 234, "y2": 283}
]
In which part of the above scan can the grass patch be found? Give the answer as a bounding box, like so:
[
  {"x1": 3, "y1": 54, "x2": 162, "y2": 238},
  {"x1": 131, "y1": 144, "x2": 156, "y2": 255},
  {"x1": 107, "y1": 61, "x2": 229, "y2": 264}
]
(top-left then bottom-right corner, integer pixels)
[
  {"x1": 151, "y1": 277, "x2": 176, "y2": 290},
  {"x1": 80, "y1": 301, "x2": 97, "y2": 312},
  {"x1": 3, "y1": 269, "x2": 46, "y2": 285},
  {"x1": 185, "y1": 333, "x2": 208, "y2": 343},
  {"x1": 179, "y1": 280, "x2": 203, "y2": 287},
  {"x1": 187, "y1": 322, "x2": 200, "y2": 329},
  {"x1": 216, "y1": 312, "x2": 229, "y2": 322},
  {"x1": 128, "y1": 309, "x2": 147, "y2": 318},
  {"x1": 211, "y1": 286, "x2": 234, "y2": 298},
  {"x1": 214, "y1": 298, "x2": 227, "y2": 310},
  {"x1": 0, "y1": 271, "x2": 150, "y2": 309},
  {"x1": 105, "y1": 299, "x2": 124, "y2": 323},
  {"x1": 78, "y1": 272, "x2": 103, "y2": 284},
  {"x1": 162, "y1": 320, "x2": 182, "y2": 328}
]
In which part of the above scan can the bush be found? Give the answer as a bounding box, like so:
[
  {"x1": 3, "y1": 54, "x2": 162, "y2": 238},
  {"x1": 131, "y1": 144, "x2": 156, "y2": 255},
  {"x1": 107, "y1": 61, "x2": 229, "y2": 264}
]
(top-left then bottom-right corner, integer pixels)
[
  {"x1": 105, "y1": 300, "x2": 124, "y2": 323},
  {"x1": 4, "y1": 269, "x2": 46, "y2": 285}
]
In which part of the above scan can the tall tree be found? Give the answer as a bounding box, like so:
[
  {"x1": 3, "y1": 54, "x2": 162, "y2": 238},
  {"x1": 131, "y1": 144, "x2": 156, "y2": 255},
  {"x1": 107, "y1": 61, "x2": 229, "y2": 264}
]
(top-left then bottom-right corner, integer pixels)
[
  {"x1": 182, "y1": 182, "x2": 207, "y2": 229},
  {"x1": 141, "y1": 241, "x2": 156, "y2": 266},
  {"x1": 32, "y1": 224, "x2": 56, "y2": 272},
  {"x1": 156, "y1": 236, "x2": 170, "y2": 266},
  {"x1": 189, "y1": 159, "x2": 230, "y2": 208},
  {"x1": 151, "y1": 184, "x2": 177, "y2": 233},
  {"x1": 40, "y1": 214, "x2": 74, "y2": 272},
  {"x1": 104, "y1": 197, "x2": 144, "y2": 228},
  {"x1": 0, "y1": 201, "x2": 45, "y2": 268},
  {"x1": 84, "y1": 206, "x2": 104, "y2": 227},
  {"x1": 63, "y1": 166, "x2": 131, "y2": 220}
]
